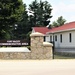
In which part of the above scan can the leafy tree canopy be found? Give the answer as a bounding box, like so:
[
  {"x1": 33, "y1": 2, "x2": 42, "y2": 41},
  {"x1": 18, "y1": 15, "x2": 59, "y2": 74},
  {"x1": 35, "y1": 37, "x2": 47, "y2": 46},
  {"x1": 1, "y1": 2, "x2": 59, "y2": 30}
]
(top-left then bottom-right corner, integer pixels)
[
  {"x1": 0, "y1": 0, "x2": 24, "y2": 39},
  {"x1": 51, "y1": 16, "x2": 66, "y2": 27},
  {"x1": 28, "y1": 0, "x2": 52, "y2": 27},
  {"x1": 15, "y1": 0, "x2": 53, "y2": 40}
]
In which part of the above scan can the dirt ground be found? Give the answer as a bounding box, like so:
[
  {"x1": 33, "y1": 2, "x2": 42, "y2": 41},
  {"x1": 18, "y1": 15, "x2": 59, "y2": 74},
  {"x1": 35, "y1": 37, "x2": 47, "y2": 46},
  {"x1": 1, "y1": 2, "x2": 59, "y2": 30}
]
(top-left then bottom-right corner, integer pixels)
[{"x1": 0, "y1": 60, "x2": 75, "y2": 75}]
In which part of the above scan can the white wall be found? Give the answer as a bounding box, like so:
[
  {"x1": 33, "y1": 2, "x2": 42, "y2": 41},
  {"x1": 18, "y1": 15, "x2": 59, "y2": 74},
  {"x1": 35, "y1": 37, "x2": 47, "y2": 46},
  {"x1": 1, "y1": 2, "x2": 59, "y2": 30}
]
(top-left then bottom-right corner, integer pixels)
[
  {"x1": 45, "y1": 35, "x2": 50, "y2": 42},
  {"x1": 45, "y1": 34, "x2": 53, "y2": 42},
  {"x1": 54, "y1": 30, "x2": 75, "y2": 48},
  {"x1": 32, "y1": 29, "x2": 35, "y2": 33},
  {"x1": 47, "y1": 30, "x2": 75, "y2": 48}
]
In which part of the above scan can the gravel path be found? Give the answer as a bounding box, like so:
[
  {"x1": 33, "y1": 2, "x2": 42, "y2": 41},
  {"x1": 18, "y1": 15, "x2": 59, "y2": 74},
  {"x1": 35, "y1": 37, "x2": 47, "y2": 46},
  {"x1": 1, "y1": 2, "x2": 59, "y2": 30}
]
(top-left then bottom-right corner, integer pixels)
[{"x1": 0, "y1": 60, "x2": 75, "y2": 75}]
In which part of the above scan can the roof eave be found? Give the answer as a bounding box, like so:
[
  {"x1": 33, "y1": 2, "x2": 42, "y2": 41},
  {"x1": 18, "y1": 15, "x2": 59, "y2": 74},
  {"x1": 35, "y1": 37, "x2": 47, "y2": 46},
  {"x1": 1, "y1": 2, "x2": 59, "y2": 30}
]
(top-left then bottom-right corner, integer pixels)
[{"x1": 46, "y1": 28, "x2": 75, "y2": 34}]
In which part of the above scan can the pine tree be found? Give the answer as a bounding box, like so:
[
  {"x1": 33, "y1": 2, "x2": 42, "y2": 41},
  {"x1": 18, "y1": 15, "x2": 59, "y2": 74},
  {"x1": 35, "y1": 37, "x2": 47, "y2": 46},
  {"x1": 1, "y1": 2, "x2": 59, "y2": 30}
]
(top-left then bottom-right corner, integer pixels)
[
  {"x1": 28, "y1": 0, "x2": 52, "y2": 27},
  {"x1": 0, "y1": 0, "x2": 24, "y2": 39}
]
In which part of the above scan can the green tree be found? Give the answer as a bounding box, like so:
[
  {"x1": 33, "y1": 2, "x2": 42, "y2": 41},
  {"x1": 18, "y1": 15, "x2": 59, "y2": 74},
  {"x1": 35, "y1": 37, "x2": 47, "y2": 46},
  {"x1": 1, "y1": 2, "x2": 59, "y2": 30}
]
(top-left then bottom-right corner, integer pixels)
[
  {"x1": 0, "y1": 0, "x2": 24, "y2": 39},
  {"x1": 51, "y1": 16, "x2": 66, "y2": 27},
  {"x1": 28, "y1": 0, "x2": 52, "y2": 27},
  {"x1": 15, "y1": 0, "x2": 52, "y2": 40},
  {"x1": 15, "y1": 4, "x2": 29, "y2": 39}
]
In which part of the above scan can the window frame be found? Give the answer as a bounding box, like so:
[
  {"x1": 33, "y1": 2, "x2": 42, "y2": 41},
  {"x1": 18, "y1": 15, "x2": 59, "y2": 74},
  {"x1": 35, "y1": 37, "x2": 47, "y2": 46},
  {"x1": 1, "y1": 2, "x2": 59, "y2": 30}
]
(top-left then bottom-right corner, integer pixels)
[
  {"x1": 50, "y1": 36, "x2": 52, "y2": 42},
  {"x1": 55, "y1": 35, "x2": 57, "y2": 41},
  {"x1": 69, "y1": 33, "x2": 72, "y2": 43},
  {"x1": 60, "y1": 34, "x2": 62, "y2": 43}
]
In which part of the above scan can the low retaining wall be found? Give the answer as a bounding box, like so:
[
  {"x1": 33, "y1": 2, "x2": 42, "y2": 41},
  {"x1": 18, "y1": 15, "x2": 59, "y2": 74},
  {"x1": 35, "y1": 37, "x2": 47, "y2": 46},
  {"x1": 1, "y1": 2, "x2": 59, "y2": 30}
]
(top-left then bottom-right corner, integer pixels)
[
  {"x1": 0, "y1": 52, "x2": 31, "y2": 59},
  {"x1": 0, "y1": 32, "x2": 53, "y2": 59}
]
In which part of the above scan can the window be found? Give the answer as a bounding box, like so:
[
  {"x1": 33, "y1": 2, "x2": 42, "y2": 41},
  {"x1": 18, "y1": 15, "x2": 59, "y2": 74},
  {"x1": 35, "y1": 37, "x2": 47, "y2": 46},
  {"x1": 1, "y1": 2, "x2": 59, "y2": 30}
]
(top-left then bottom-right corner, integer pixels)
[
  {"x1": 55, "y1": 35, "x2": 57, "y2": 41},
  {"x1": 44, "y1": 36, "x2": 45, "y2": 41},
  {"x1": 69, "y1": 33, "x2": 72, "y2": 42},
  {"x1": 50, "y1": 36, "x2": 52, "y2": 42},
  {"x1": 60, "y1": 34, "x2": 62, "y2": 43}
]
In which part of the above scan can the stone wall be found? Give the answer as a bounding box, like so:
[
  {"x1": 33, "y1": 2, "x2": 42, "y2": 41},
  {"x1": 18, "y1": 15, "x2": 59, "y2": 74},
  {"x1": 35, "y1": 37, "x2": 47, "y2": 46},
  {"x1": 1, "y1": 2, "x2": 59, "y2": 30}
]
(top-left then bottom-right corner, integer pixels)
[
  {"x1": 30, "y1": 32, "x2": 53, "y2": 59},
  {"x1": 0, "y1": 32, "x2": 53, "y2": 59},
  {"x1": 0, "y1": 52, "x2": 31, "y2": 59}
]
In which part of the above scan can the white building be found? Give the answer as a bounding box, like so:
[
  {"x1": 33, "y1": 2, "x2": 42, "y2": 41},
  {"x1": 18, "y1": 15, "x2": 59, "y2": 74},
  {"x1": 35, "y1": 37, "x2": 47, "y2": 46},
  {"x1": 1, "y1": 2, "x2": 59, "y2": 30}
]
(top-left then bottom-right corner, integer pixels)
[{"x1": 32, "y1": 21, "x2": 75, "y2": 53}]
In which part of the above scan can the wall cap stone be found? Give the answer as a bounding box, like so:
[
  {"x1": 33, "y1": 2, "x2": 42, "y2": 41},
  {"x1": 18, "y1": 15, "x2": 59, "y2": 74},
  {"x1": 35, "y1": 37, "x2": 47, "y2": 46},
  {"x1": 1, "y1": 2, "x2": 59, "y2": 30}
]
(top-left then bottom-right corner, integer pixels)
[
  {"x1": 43, "y1": 42, "x2": 53, "y2": 47},
  {"x1": 30, "y1": 32, "x2": 44, "y2": 37}
]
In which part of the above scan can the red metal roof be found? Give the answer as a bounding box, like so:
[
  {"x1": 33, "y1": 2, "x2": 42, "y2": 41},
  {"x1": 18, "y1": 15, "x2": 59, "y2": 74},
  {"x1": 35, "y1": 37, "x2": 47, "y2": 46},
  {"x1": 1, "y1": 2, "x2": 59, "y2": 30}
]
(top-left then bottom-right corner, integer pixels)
[
  {"x1": 33, "y1": 27, "x2": 50, "y2": 34},
  {"x1": 48, "y1": 21, "x2": 75, "y2": 33},
  {"x1": 33, "y1": 21, "x2": 75, "y2": 34}
]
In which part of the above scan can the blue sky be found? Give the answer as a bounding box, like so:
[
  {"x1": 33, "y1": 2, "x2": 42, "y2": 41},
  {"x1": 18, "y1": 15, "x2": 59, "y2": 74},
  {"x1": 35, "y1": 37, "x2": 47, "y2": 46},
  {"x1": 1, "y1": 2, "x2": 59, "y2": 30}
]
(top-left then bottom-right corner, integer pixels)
[{"x1": 22, "y1": 0, "x2": 75, "y2": 23}]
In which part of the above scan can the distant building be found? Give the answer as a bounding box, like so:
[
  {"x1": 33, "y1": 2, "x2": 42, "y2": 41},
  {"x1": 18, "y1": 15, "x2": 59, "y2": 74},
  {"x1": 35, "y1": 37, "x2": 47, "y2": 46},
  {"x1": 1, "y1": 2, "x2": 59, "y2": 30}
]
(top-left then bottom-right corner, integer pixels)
[{"x1": 32, "y1": 21, "x2": 75, "y2": 53}]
